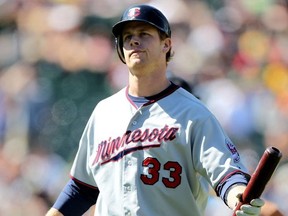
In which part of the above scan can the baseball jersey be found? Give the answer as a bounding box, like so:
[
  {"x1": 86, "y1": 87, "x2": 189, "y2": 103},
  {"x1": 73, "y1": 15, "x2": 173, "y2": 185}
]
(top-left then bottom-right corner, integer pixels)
[{"x1": 70, "y1": 84, "x2": 248, "y2": 216}]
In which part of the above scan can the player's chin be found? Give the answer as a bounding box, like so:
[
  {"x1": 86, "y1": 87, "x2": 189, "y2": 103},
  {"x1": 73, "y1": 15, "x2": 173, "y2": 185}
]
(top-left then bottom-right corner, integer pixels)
[{"x1": 128, "y1": 58, "x2": 145, "y2": 67}]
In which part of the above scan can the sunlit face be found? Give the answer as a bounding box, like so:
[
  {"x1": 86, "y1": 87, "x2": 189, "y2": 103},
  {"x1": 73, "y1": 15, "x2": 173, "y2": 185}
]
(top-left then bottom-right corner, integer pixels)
[{"x1": 121, "y1": 21, "x2": 170, "y2": 73}]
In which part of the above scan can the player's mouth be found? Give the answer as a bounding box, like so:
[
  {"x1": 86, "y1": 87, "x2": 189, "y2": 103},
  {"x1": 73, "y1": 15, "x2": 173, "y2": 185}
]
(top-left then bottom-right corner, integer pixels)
[{"x1": 130, "y1": 50, "x2": 144, "y2": 57}]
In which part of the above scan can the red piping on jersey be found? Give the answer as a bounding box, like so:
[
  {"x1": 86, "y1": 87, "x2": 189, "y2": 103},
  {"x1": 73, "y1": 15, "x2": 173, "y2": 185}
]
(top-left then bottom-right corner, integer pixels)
[
  {"x1": 125, "y1": 83, "x2": 180, "y2": 107},
  {"x1": 70, "y1": 175, "x2": 98, "y2": 190},
  {"x1": 215, "y1": 169, "x2": 250, "y2": 196},
  {"x1": 126, "y1": 86, "x2": 138, "y2": 109}
]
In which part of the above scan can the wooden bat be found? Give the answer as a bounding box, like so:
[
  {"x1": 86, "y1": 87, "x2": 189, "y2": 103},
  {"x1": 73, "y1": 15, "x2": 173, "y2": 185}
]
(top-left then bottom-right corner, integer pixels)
[{"x1": 232, "y1": 147, "x2": 282, "y2": 216}]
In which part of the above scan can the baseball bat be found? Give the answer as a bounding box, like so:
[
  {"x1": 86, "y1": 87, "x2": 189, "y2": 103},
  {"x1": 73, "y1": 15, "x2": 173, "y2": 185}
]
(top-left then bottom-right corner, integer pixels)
[{"x1": 232, "y1": 146, "x2": 282, "y2": 216}]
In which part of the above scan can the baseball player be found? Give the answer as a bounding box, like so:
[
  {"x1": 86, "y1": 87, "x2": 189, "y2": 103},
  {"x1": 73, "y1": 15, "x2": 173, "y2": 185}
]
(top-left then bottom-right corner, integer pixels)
[{"x1": 46, "y1": 4, "x2": 265, "y2": 216}]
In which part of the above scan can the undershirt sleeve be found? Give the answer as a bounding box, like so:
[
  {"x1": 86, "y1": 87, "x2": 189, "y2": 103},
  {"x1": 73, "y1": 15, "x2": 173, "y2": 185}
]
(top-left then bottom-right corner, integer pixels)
[{"x1": 53, "y1": 178, "x2": 99, "y2": 215}]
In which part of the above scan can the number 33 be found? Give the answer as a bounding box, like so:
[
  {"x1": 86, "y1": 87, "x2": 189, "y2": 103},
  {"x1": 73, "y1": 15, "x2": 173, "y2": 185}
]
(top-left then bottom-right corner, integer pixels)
[{"x1": 140, "y1": 157, "x2": 182, "y2": 188}]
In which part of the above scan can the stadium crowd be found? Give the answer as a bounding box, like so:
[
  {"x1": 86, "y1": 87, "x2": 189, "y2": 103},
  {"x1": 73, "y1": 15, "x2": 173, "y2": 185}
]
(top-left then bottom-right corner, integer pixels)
[{"x1": 0, "y1": 0, "x2": 287, "y2": 215}]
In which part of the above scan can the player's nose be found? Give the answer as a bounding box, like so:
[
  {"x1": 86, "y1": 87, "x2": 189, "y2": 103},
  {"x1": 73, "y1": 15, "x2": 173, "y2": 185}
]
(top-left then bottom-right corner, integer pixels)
[{"x1": 130, "y1": 36, "x2": 140, "y2": 46}]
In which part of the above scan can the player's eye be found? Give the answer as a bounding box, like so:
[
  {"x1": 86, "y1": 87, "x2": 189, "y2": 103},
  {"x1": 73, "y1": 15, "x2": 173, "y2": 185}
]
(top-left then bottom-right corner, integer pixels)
[
  {"x1": 140, "y1": 32, "x2": 150, "y2": 37},
  {"x1": 123, "y1": 34, "x2": 132, "y2": 42}
]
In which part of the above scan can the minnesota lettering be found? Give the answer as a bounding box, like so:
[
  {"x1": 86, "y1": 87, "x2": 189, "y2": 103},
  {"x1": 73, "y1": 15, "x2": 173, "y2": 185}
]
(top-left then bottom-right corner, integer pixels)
[{"x1": 93, "y1": 125, "x2": 179, "y2": 165}]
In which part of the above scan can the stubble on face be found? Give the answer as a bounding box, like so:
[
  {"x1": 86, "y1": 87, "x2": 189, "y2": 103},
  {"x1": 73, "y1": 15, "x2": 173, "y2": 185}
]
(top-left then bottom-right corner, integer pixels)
[{"x1": 122, "y1": 22, "x2": 165, "y2": 75}]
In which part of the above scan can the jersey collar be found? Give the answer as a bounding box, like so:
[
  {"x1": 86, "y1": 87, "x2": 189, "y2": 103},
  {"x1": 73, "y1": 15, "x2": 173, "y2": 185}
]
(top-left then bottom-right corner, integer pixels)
[{"x1": 126, "y1": 82, "x2": 179, "y2": 107}]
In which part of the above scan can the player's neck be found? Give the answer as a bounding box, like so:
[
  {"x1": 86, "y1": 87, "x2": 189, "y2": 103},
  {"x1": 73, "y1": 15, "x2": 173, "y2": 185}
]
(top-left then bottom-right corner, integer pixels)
[{"x1": 128, "y1": 75, "x2": 170, "y2": 97}]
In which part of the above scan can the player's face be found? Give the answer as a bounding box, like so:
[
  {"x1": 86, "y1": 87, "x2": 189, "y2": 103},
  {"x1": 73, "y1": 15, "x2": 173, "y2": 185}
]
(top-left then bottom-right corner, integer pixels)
[{"x1": 121, "y1": 22, "x2": 171, "y2": 73}]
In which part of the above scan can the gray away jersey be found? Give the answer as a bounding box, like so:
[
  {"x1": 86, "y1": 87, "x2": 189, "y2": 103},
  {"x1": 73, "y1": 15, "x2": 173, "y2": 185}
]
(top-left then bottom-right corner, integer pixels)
[{"x1": 70, "y1": 85, "x2": 248, "y2": 216}]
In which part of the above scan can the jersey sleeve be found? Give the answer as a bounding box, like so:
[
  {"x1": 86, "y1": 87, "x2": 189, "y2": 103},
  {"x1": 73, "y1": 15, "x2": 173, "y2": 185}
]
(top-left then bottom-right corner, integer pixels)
[
  {"x1": 70, "y1": 109, "x2": 97, "y2": 188},
  {"x1": 191, "y1": 114, "x2": 249, "y2": 192},
  {"x1": 53, "y1": 178, "x2": 99, "y2": 215}
]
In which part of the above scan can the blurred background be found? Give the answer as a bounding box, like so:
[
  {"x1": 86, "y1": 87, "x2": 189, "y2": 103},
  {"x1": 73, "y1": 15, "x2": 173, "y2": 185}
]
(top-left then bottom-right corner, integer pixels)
[{"x1": 0, "y1": 0, "x2": 287, "y2": 215}]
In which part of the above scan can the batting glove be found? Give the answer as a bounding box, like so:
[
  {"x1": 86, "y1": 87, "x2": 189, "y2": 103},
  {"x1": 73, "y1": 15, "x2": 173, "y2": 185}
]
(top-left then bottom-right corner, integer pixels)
[{"x1": 235, "y1": 198, "x2": 265, "y2": 216}]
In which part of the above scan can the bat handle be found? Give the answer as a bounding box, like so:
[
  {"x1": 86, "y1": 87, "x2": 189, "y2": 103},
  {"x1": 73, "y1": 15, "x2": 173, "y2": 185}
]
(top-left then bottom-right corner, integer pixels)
[
  {"x1": 232, "y1": 147, "x2": 282, "y2": 216},
  {"x1": 232, "y1": 197, "x2": 244, "y2": 216}
]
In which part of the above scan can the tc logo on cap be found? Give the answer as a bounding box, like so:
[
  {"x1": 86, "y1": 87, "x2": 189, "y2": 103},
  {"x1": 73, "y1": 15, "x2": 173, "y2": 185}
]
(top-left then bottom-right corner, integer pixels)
[{"x1": 128, "y1": 7, "x2": 141, "y2": 18}]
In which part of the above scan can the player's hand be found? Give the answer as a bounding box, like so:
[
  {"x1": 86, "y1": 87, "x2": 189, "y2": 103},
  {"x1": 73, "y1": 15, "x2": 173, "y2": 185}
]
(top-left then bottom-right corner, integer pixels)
[{"x1": 235, "y1": 198, "x2": 265, "y2": 216}]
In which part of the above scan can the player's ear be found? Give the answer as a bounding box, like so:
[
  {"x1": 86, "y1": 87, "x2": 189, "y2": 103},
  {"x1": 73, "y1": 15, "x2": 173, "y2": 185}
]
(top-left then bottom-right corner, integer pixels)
[{"x1": 162, "y1": 38, "x2": 171, "y2": 53}]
